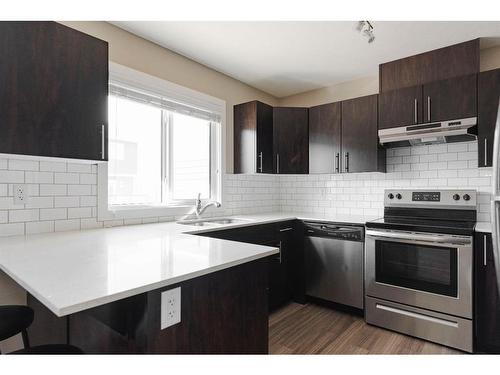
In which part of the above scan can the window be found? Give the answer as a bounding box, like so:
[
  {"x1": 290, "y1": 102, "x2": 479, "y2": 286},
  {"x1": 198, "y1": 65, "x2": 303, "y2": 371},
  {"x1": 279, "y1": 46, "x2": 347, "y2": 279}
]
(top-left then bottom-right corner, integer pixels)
[{"x1": 107, "y1": 80, "x2": 221, "y2": 207}]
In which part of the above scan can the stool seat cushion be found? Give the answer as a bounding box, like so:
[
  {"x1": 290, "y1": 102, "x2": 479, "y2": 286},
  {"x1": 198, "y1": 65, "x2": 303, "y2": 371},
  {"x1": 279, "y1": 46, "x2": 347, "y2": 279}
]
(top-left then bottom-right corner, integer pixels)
[
  {"x1": 0, "y1": 305, "x2": 34, "y2": 341},
  {"x1": 11, "y1": 344, "x2": 84, "y2": 354}
]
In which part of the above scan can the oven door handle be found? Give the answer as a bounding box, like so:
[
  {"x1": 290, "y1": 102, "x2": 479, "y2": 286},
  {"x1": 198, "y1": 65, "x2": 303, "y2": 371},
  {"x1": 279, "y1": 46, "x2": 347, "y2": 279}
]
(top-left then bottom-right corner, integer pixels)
[{"x1": 365, "y1": 229, "x2": 471, "y2": 246}]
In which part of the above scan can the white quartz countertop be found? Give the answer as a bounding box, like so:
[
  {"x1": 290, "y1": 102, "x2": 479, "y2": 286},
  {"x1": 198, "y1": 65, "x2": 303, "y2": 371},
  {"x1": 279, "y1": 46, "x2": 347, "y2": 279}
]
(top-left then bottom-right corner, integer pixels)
[
  {"x1": 475, "y1": 222, "x2": 492, "y2": 233},
  {"x1": 0, "y1": 211, "x2": 378, "y2": 317}
]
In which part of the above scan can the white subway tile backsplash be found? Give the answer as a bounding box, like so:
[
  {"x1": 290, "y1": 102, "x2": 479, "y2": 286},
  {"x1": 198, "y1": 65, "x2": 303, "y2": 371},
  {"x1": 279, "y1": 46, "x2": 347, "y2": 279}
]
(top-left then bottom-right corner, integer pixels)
[
  {"x1": 54, "y1": 219, "x2": 80, "y2": 232},
  {"x1": 0, "y1": 184, "x2": 7, "y2": 196},
  {"x1": 0, "y1": 197, "x2": 22, "y2": 210},
  {"x1": 26, "y1": 221, "x2": 54, "y2": 235},
  {"x1": 54, "y1": 196, "x2": 79, "y2": 208},
  {"x1": 79, "y1": 173, "x2": 97, "y2": 184},
  {"x1": 25, "y1": 171, "x2": 54, "y2": 184},
  {"x1": 0, "y1": 223, "x2": 24, "y2": 237},
  {"x1": 0, "y1": 171, "x2": 24, "y2": 183},
  {"x1": 54, "y1": 172, "x2": 79, "y2": 184},
  {"x1": 0, "y1": 211, "x2": 7, "y2": 224},
  {"x1": 67, "y1": 163, "x2": 92, "y2": 173},
  {"x1": 40, "y1": 184, "x2": 67, "y2": 196},
  {"x1": 8, "y1": 159, "x2": 39, "y2": 171},
  {"x1": 40, "y1": 161, "x2": 66, "y2": 172},
  {"x1": 67, "y1": 184, "x2": 90, "y2": 196},
  {"x1": 0, "y1": 159, "x2": 7, "y2": 169},
  {"x1": 9, "y1": 209, "x2": 39, "y2": 223},
  {"x1": 67, "y1": 207, "x2": 92, "y2": 219},
  {"x1": 40, "y1": 208, "x2": 67, "y2": 221}
]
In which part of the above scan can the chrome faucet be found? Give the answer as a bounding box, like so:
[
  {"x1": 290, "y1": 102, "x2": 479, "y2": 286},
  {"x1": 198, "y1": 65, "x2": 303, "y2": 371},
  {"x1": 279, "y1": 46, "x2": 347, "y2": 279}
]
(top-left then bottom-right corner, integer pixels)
[{"x1": 194, "y1": 193, "x2": 221, "y2": 218}]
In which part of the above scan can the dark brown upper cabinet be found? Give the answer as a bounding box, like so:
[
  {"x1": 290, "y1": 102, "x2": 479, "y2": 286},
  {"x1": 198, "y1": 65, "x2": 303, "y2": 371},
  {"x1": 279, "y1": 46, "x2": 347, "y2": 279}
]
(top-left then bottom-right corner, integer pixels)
[
  {"x1": 273, "y1": 107, "x2": 309, "y2": 174},
  {"x1": 379, "y1": 39, "x2": 479, "y2": 92},
  {"x1": 378, "y1": 85, "x2": 423, "y2": 130},
  {"x1": 234, "y1": 101, "x2": 274, "y2": 173},
  {"x1": 475, "y1": 232, "x2": 500, "y2": 353},
  {"x1": 0, "y1": 21, "x2": 109, "y2": 161},
  {"x1": 342, "y1": 95, "x2": 385, "y2": 173},
  {"x1": 422, "y1": 74, "x2": 477, "y2": 123},
  {"x1": 308, "y1": 102, "x2": 342, "y2": 174},
  {"x1": 478, "y1": 68, "x2": 500, "y2": 168}
]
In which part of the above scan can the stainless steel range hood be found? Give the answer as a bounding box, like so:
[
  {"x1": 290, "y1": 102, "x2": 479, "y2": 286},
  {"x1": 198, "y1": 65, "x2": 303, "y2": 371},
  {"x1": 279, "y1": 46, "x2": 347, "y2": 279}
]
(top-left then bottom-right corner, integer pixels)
[{"x1": 378, "y1": 117, "x2": 477, "y2": 147}]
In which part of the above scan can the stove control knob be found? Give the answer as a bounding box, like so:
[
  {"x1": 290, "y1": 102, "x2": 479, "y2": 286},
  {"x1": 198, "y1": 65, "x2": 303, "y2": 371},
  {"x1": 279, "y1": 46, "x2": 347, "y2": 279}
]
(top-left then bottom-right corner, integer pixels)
[
  {"x1": 388, "y1": 193, "x2": 394, "y2": 199},
  {"x1": 453, "y1": 194, "x2": 460, "y2": 201},
  {"x1": 396, "y1": 193, "x2": 402, "y2": 200},
  {"x1": 463, "y1": 194, "x2": 471, "y2": 201}
]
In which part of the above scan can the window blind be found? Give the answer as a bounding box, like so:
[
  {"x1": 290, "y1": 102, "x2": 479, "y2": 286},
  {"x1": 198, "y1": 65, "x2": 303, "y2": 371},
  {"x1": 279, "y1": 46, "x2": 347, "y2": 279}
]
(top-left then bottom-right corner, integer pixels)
[{"x1": 109, "y1": 81, "x2": 221, "y2": 123}]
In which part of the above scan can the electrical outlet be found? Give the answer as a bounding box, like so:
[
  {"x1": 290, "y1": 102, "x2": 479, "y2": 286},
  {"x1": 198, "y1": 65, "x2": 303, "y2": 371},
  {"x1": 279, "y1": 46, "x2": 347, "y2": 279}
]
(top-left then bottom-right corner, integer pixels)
[
  {"x1": 13, "y1": 184, "x2": 29, "y2": 205},
  {"x1": 161, "y1": 287, "x2": 181, "y2": 329}
]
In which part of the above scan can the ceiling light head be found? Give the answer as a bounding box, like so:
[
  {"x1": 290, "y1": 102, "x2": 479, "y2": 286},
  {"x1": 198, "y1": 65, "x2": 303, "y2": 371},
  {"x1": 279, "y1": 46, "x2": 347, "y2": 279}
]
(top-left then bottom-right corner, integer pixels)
[{"x1": 357, "y1": 21, "x2": 375, "y2": 44}]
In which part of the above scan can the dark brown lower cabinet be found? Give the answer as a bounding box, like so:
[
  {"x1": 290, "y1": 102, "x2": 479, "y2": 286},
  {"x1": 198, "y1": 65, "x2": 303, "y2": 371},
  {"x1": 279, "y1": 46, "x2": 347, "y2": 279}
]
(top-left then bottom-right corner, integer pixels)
[
  {"x1": 478, "y1": 68, "x2": 500, "y2": 168},
  {"x1": 196, "y1": 221, "x2": 304, "y2": 310},
  {"x1": 474, "y1": 232, "x2": 500, "y2": 353},
  {"x1": 27, "y1": 258, "x2": 269, "y2": 354}
]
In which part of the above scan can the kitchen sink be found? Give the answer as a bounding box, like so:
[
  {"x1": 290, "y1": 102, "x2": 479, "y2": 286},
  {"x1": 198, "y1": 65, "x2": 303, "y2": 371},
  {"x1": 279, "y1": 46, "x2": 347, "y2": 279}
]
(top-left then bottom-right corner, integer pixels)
[{"x1": 177, "y1": 217, "x2": 253, "y2": 226}]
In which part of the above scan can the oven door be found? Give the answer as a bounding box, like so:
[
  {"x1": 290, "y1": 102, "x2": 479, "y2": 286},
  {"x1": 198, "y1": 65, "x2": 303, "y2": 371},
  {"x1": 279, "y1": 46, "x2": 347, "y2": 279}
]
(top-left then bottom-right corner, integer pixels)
[{"x1": 365, "y1": 229, "x2": 472, "y2": 319}]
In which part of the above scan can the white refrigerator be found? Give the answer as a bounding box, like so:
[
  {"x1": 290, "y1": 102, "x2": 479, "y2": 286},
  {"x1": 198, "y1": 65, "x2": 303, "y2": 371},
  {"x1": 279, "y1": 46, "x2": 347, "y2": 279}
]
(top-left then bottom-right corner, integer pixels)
[{"x1": 490, "y1": 100, "x2": 500, "y2": 291}]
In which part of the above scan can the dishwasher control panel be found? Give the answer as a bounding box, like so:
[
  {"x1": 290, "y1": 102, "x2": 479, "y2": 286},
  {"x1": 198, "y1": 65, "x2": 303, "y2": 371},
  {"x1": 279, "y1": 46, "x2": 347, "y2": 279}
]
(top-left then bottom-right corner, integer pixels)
[{"x1": 303, "y1": 222, "x2": 364, "y2": 242}]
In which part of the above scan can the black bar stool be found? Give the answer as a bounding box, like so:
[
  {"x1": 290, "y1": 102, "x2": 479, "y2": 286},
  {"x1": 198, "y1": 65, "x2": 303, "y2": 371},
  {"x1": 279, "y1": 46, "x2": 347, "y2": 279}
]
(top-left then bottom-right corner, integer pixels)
[{"x1": 0, "y1": 305, "x2": 83, "y2": 354}]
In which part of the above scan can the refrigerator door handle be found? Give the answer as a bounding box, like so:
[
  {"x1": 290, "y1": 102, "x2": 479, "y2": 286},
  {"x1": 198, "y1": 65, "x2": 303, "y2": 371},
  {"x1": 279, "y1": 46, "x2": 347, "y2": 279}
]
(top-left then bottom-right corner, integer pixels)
[{"x1": 491, "y1": 100, "x2": 500, "y2": 293}]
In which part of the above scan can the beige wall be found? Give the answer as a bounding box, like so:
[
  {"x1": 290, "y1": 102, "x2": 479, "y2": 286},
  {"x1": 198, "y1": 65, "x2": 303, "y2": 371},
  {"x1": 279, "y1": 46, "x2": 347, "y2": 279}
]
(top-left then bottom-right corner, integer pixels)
[
  {"x1": 279, "y1": 45, "x2": 500, "y2": 108},
  {"x1": 59, "y1": 22, "x2": 279, "y2": 174}
]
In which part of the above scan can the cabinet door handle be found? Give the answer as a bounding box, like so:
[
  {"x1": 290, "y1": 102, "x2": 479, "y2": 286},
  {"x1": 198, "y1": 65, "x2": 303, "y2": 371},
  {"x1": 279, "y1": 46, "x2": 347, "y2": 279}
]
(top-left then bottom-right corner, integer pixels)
[
  {"x1": 276, "y1": 154, "x2": 280, "y2": 174},
  {"x1": 335, "y1": 152, "x2": 340, "y2": 173},
  {"x1": 427, "y1": 96, "x2": 431, "y2": 122},
  {"x1": 484, "y1": 139, "x2": 488, "y2": 167},
  {"x1": 279, "y1": 227, "x2": 293, "y2": 232},
  {"x1": 414, "y1": 98, "x2": 418, "y2": 124},
  {"x1": 278, "y1": 240, "x2": 282, "y2": 264},
  {"x1": 258, "y1": 151, "x2": 263, "y2": 173},
  {"x1": 101, "y1": 124, "x2": 105, "y2": 160},
  {"x1": 344, "y1": 152, "x2": 349, "y2": 172},
  {"x1": 484, "y1": 234, "x2": 487, "y2": 266}
]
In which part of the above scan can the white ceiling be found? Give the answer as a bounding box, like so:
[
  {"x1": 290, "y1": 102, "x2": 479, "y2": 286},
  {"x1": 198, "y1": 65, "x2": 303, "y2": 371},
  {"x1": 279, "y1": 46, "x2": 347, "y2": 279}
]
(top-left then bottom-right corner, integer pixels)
[{"x1": 111, "y1": 21, "x2": 500, "y2": 98}]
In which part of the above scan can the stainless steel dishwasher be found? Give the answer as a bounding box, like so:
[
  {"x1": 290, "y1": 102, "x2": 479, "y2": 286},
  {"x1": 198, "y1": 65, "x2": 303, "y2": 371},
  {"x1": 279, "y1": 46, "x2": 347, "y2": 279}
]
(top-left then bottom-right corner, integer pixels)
[{"x1": 304, "y1": 221, "x2": 364, "y2": 309}]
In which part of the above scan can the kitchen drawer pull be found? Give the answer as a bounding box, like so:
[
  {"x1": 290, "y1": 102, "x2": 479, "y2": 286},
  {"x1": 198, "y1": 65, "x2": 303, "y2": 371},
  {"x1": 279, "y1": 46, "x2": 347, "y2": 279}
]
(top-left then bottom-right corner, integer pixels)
[
  {"x1": 279, "y1": 227, "x2": 293, "y2": 232},
  {"x1": 414, "y1": 98, "x2": 418, "y2": 124},
  {"x1": 276, "y1": 154, "x2": 280, "y2": 174},
  {"x1": 484, "y1": 139, "x2": 488, "y2": 167},
  {"x1": 258, "y1": 151, "x2": 263, "y2": 172},
  {"x1": 335, "y1": 152, "x2": 340, "y2": 173},
  {"x1": 278, "y1": 240, "x2": 282, "y2": 264},
  {"x1": 484, "y1": 234, "x2": 487, "y2": 266},
  {"x1": 101, "y1": 124, "x2": 105, "y2": 160},
  {"x1": 376, "y1": 303, "x2": 458, "y2": 328},
  {"x1": 345, "y1": 152, "x2": 349, "y2": 172},
  {"x1": 427, "y1": 96, "x2": 431, "y2": 122}
]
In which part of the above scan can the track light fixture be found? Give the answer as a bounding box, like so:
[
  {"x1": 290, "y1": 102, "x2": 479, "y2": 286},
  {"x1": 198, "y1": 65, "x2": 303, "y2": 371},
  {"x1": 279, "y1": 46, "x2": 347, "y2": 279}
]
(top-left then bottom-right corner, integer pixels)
[{"x1": 357, "y1": 21, "x2": 375, "y2": 44}]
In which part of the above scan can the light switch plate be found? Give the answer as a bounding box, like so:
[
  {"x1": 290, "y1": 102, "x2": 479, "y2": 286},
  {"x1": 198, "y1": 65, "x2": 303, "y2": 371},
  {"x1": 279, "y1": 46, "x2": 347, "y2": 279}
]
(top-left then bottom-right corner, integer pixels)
[{"x1": 161, "y1": 287, "x2": 181, "y2": 329}]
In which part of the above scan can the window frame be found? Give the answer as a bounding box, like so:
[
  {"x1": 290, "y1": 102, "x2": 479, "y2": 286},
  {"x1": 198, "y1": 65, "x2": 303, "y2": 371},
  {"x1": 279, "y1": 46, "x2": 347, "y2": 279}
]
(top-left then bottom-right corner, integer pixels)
[{"x1": 97, "y1": 62, "x2": 225, "y2": 222}]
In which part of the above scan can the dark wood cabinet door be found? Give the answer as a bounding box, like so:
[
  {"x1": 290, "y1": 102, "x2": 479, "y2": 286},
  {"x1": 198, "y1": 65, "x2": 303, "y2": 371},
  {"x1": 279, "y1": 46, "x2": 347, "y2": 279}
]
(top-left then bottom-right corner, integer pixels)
[
  {"x1": 378, "y1": 85, "x2": 423, "y2": 129},
  {"x1": 256, "y1": 102, "x2": 274, "y2": 173},
  {"x1": 234, "y1": 101, "x2": 274, "y2": 174},
  {"x1": 422, "y1": 74, "x2": 477, "y2": 123},
  {"x1": 341, "y1": 95, "x2": 385, "y2": 173},
  {"x1": 379, "y1": 39, "x2": 479, "y2": 92},
  {"x1": 474, "y1": 232, "x2": 500, "y2": 353},
  {"x1": 273, "y1": 107, "x2": 309, "y2": 174},
  {"x1": 478, "y1": 69, "x2": 500, "y2": 168},
  {"x1": 309, "y1": 102, "x2": 342, "y2": 173},
  {"x1": 0, "y1": 21, "x2": 108, "y2": 160}
]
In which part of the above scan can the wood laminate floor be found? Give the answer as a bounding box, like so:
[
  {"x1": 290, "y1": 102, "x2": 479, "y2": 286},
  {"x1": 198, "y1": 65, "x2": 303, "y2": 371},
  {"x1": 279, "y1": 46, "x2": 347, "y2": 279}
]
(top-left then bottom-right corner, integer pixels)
[{"x1": 269, "y1": 302, "x2": 462, "y2": 354}]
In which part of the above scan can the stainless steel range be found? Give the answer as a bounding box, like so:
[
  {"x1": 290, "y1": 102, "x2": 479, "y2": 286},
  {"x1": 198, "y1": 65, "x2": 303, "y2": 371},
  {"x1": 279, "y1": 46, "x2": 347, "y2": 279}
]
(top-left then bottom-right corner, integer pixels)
[{"x1": 365, "y1": 189, "x2": 477, "y2": 352}]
